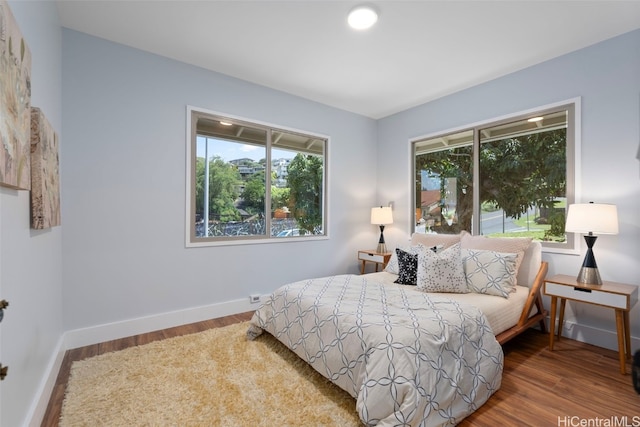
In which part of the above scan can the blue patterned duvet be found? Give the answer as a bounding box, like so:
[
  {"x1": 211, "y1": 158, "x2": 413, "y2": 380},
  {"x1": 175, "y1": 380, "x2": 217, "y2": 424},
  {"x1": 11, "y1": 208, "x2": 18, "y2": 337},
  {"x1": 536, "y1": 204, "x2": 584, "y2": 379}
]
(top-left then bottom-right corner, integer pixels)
[{"x1": 247, "y1": 274, "x2": 503, "y2": 426}]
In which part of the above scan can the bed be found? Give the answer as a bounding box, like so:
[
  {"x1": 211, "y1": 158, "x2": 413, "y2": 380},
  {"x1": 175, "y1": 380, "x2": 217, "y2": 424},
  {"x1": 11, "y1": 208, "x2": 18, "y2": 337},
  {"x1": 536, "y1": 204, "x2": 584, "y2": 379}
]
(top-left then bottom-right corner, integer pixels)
[{"x1": 247, "y1": 233, "x2": 548, "y2": 426}]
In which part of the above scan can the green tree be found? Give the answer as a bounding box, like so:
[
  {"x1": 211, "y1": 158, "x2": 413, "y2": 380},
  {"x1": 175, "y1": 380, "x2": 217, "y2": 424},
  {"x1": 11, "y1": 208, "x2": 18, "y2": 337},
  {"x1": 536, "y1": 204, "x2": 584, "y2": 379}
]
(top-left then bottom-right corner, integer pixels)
[
  {"x1": 241, "y1": 171, "x2": 265, "y2": 213},
  {"x1": 480, "y1": 130, "x2": 566, "y2": 219},
  {"x1": 416, "y1": 129, "x2": 566, "y2": 235},
  {"x1": 271, "y1": 186, "x2": 290, "y2": 211},
  {"x1": 195, "y1": 156, "x2": 241, "y2": 222},
  {"x1": 416, "y1": 147, "x2": 473, "y2": 234},
  {"x1": 287, "y1": 154, "x2": 323, "y2": 234}
]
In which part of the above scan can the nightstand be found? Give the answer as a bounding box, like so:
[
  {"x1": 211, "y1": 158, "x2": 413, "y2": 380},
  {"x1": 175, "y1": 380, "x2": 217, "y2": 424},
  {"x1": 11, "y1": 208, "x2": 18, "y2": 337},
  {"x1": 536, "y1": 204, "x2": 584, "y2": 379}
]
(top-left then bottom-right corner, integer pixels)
[
  {"x1": 544, "y1": 274, "x2": 638, "y2": 374},
  {"x1": 357, "y1": 250, "x2": 391, "y2": 274}
]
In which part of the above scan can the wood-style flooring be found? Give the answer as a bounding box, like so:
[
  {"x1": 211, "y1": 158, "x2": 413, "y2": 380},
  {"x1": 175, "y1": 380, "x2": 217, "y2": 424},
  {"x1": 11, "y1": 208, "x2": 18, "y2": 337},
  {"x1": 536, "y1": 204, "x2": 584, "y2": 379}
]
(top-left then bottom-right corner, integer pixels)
[{"x1": 41, "y1": 312, "x2": 638, "y2": 426}]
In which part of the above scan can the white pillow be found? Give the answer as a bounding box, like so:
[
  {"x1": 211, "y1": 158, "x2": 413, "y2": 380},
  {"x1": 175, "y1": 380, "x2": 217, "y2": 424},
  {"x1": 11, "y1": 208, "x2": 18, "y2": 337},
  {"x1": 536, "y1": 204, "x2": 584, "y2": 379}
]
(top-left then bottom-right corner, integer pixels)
[
  {"x1": 416, "y1": 243, "x2": 468, "y2": 293},
  {"x1": 462, "y1": 248, "x2": 518, "y2": 298},
  {"x1": 460, "y1": 231, "x2": 532, "y2": 282}
]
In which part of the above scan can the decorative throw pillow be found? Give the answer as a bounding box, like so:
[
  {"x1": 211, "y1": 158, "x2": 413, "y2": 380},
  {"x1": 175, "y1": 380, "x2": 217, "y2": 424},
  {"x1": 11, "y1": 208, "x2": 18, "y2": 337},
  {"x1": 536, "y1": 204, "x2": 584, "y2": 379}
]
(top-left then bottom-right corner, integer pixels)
[
  {"x1": 460, "y1": 231, "x2": 532, "y2": 283},
  {"x1": 394, "y1": 248, "x2": 418, "y2": 285},
  {"x1": 462, "y1": 248, "x2": 518, "y2": 298},
  {"x1": 416, "y1": 243, "x2": 468, "y2": 293},
  {"x1": 385, "y1": 244, "x2": 420, "y2": 274}
]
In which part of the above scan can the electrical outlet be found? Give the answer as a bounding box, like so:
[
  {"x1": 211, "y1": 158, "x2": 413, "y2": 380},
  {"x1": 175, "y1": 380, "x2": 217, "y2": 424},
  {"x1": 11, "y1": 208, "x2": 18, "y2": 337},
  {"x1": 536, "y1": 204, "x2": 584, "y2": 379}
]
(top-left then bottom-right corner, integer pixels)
[{"x1": 249, "y1": 294, "x2": 261, "y2": 304}]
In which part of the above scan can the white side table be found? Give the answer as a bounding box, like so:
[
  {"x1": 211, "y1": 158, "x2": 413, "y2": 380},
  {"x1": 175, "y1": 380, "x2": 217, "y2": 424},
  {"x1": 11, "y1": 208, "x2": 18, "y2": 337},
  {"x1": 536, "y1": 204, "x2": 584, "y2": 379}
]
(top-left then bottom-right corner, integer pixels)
[
  {"x1": 357, "y1": 250, "x2": 391, "y2": 275},
  {"x1": 544, "y1": 274, "x2": 638, "y2": 374}
]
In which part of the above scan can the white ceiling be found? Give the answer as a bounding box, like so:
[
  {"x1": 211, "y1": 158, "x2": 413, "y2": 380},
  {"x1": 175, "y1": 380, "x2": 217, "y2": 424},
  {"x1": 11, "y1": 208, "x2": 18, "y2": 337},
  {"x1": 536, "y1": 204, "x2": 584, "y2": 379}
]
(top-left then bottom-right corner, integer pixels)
[{"x1": 56, "y1": 1, "x2": 640, "y2": 119}]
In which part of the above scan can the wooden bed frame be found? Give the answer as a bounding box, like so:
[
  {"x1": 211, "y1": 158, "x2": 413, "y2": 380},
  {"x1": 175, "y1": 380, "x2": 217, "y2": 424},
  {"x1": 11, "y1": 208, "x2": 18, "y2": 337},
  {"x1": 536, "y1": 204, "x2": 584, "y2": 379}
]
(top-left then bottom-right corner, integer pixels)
[{"x1": 496, "y1": 261, "x2": 548, "y2": 344}]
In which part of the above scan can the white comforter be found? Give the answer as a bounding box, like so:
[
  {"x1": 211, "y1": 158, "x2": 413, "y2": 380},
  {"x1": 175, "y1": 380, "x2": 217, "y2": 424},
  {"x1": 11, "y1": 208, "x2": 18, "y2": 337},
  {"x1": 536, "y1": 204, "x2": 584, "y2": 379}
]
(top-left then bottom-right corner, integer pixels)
[{"x1": 247, "y1": 274, "x2": 503, "y2": 426}]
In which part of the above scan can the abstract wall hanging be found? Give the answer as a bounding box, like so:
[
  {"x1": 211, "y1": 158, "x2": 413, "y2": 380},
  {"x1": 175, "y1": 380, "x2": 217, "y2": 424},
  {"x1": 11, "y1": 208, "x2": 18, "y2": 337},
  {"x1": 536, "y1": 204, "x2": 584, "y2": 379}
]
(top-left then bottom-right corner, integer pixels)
[
  {"x1": 30, "y1": 107, "x2": 60, "y2": 229},
  {"x1": 0, "y1": 0, "x2": 32, "y2": 190}
]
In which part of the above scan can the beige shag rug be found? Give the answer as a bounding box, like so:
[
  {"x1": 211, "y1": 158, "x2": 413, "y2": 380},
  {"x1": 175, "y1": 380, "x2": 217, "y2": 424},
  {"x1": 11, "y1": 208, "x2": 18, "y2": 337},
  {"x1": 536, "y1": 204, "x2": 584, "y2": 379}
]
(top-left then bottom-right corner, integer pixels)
[{"x1": 60, "y1": 321, "x2": 360, "y2": 426}]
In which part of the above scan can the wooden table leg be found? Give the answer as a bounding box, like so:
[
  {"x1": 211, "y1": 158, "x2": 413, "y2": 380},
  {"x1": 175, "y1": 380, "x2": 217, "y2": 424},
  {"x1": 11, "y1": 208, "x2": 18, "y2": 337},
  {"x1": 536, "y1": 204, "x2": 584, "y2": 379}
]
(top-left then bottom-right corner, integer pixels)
[
  {"x1": 360, "y1": 261, "x2": 366, "y2": 275},
  {"x1": 615, "y1": 310, "x2": 627, "y2": 374},
  {"x1": 557, "y1": 298, "x2": 566, "y2": 341},
  {"x1": 549, "y1": 296, "x2": 557, "y2": 350},
  {"x1": 623, "y1": 310, "x2": 631, "y2": 359}
]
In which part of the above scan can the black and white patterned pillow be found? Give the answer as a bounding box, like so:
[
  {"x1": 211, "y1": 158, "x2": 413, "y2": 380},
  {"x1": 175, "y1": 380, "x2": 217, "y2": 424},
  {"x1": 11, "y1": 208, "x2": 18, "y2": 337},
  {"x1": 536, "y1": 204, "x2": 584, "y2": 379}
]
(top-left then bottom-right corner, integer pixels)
[
  {"x1": 462, "y1": 248, "x2": 518, "y2": 298},
  {"x1": 385, "y1": 245, "x2": 414, "y2": 274},
  {"x1": 416, "y1": 243, "x2": 469, "y2": 293},
  {"x1": 386, "y1": 244, "x2": 438, "y2": 274},
  {"x1": 394, "y1": 248, "x2": 418, "y2": 285}
]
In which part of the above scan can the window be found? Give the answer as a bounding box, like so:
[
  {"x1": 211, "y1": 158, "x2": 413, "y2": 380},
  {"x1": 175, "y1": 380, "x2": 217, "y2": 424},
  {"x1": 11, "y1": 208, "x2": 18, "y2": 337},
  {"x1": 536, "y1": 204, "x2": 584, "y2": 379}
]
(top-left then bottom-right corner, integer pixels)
[
  {"x1": 412, "y1": 100, "x2": 577, "y2": 252},
  {"x1": 187, "y1": 107, "x2": 327, "y2": 246}
]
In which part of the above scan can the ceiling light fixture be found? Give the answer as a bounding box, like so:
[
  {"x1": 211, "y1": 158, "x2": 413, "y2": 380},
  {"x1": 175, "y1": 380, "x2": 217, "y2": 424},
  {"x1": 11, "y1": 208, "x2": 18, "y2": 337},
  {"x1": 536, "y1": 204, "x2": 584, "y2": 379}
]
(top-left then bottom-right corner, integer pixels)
[
  {"x1": 219, "y1": 121, "x2": 233, "y2": 126},
  {"x1": 527, "y1": 116, "x2": 543, "y2": 123},
  {"x1": 348, "y1": 5, "x2": 378, "y2": 30}
]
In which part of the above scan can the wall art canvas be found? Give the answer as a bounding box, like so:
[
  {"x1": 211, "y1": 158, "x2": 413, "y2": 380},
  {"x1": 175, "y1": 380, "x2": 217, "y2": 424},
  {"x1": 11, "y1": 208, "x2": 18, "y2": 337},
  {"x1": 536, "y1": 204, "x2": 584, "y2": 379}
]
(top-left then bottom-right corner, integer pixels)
[
  {"x1": 30, "y1": 107, "x2": 60, "y2": 229},
  {"x1": 0, "y1": 0, "x2": 32, "y2": 190}
]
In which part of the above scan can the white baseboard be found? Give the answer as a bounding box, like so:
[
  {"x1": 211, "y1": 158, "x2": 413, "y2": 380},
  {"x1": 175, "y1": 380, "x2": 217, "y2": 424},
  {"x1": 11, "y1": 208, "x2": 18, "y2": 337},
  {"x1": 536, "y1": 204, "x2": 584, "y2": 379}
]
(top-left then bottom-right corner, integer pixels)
[
  {"x1": 554, "y1": 318, "x2": 640, "y2": 352},
  {"x1": 63, "y1": 297, "x2": 261, "y2": 350},
  {"x1": 25, "y1": 337, "x2": 65, "y2": 427},
  {"x1": 27, "y1": 297, "x2": 260, "y2": 427}
]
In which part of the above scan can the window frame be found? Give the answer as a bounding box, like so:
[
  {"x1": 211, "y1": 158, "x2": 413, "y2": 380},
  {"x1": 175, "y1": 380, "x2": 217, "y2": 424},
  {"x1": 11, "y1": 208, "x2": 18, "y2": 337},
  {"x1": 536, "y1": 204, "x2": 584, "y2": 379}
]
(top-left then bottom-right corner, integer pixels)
[
  {"x1": 186, "y1": 106, "x2": 329, "y2": 247},
  {"x1": 410, "y1": 98, "x2": 581, "y2": 254}
]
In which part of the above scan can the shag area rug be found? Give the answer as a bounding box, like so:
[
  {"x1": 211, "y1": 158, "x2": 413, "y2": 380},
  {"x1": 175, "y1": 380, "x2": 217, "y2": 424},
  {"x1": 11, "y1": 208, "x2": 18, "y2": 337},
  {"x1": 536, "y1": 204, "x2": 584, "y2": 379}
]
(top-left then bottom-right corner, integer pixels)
[{"x1": 60, "y1": 321, "x2": 360, "y2": 426}]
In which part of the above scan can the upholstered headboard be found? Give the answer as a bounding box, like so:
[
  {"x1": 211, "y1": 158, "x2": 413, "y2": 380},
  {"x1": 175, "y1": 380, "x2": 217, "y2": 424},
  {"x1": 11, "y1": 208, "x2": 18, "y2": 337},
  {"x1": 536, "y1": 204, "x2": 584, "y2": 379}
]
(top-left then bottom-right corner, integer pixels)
[{"x1": 517, "y1": 241, "x2": 542, "y2": 288}]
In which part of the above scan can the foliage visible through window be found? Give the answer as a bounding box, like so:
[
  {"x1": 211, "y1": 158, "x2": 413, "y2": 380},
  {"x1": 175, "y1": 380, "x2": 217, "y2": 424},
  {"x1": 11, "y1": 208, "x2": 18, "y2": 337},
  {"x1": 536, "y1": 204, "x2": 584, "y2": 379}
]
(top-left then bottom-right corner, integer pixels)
[
  {"x1": 188, "y1": 109, "x2": 326, "y2": 245},
  {"x1": 413, "y1": 103, "x2": 575, "y2": 250}
]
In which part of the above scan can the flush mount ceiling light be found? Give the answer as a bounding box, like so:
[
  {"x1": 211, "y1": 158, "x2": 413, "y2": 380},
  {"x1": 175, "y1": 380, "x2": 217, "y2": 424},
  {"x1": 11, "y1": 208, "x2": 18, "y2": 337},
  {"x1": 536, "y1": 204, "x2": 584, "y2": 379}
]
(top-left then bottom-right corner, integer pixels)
[{"x1": 348, "y1": 5, "x2": 378, "y2": 30}]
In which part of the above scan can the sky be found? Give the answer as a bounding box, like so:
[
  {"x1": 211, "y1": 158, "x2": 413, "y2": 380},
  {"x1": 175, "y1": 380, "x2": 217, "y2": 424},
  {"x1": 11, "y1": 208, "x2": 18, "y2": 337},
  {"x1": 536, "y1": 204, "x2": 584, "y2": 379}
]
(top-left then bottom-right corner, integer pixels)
[{"x1": 196, "y1": 136, "x2": 295, "y2": 162}]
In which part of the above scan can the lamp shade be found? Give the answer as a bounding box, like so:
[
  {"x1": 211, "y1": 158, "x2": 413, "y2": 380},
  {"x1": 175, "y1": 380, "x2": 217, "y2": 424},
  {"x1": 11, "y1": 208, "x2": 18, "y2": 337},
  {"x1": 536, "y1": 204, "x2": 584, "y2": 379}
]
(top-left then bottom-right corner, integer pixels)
[
  {"x1": 371, "y1": 206, "x2": 393, "y2": 225},
  {"x1": 565, "y1": 203, "x2": 618, "y2": 235}
]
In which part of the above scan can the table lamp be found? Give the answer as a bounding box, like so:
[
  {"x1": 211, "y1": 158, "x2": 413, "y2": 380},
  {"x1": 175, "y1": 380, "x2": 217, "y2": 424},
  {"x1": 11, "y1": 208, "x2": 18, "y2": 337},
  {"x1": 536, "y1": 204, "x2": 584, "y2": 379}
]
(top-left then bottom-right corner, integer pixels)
[
  {"x1": 565, "y1": 202, "x2": 618, "y2": 285},
  {"x1": 371, "y1": 206, "x2": 393, "y2": 253}
]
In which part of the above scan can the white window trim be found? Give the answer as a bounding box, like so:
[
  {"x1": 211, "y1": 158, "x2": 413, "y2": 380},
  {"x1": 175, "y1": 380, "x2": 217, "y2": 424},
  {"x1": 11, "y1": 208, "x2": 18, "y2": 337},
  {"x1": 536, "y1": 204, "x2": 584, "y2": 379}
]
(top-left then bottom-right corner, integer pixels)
[
  {"x1": 185, "y1": 105, "x2": 330, "y2": 248},
  {"x1": 408, "y1": 97, "x2": 581, "y2": 255}
]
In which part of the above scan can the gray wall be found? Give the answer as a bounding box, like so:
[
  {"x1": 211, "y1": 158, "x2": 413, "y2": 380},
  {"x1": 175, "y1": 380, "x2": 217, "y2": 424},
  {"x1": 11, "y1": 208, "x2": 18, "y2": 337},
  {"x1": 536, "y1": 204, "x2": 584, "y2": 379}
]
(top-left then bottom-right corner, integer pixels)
[
  {"x1": 377, "y1": 29, "x2": 640, "y2": 348},
  {"x1": 1, "y1": 2, "x2": 62, "y2": 427},
  {"x1": 61, "y1": 29, "x2": 378, "y2": 332},
  {"x1": 2, "y1": 3, "x2": 639, "y2": 425}
]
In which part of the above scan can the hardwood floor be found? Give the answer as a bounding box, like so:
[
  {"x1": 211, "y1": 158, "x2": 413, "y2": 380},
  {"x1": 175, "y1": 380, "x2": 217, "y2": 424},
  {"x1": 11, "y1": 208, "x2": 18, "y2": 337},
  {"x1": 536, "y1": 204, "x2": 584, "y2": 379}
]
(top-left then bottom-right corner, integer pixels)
[
  {"x1": 41, "y1": 313, "x2": 638, "y2": 426},
  {"x1": 463, "y1": 331, "x2": 638, "y2": 426}
]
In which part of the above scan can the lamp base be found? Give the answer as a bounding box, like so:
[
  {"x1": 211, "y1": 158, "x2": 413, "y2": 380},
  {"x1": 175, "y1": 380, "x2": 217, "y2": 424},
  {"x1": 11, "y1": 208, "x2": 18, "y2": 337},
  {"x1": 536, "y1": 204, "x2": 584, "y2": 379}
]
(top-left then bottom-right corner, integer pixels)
[
  {"x1": 576, "y1": 266, "x2": 602, "y2": 285},
  {"x1": 376, "y1": 225, "x2": 388, "y2": 254},
  {"x1": 576, "y1": 235, "x2": 602, "y2": 285}
]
